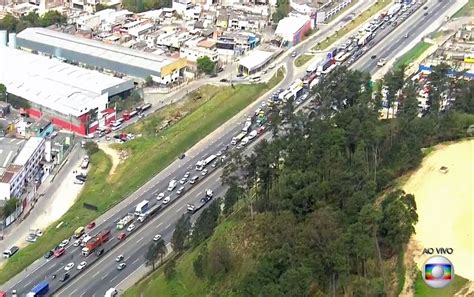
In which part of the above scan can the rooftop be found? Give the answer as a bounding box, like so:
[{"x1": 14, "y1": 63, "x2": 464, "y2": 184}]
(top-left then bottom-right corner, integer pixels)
[
  {"x1": 0, "y1": 47, "x2": 130, "y2": 117},
  {"x1": 13, "y1": 137, "x2": 43, "y2": 166},
  {"x1": 238, "y1": 50, "x2": 274, "y2": 71},
  {"x1": 0, "y1": 137, "x2": 25, "y2": 170},
  {"x1": 275, "y1": 15, "x2": 311, "y2": 37},
  {"x1": 17, "y1": 27, "x2": 181, "y2": 75}
]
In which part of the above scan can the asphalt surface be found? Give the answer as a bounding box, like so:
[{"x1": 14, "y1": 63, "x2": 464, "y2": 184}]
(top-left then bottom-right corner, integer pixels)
[
  {"x1": 3, "y1": 0, "x2": 454, "y2": 295},
  {"x1": 351, "y1": 0, "x2": 455, "y2": 74}
]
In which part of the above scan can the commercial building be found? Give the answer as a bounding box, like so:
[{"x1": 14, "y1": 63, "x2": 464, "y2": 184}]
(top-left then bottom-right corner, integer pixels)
[
  {"x1": 238, "y1": 50, "x2": 275, "y2": 75},
  {"x1": 180, "y1": 37, "x2": 218, "y2": 65},
  {"x1": 0, "y1": 44, "x2": 133, "y2": 135},
  {"x1": 275, "y1": 14, "x2": 312, "y2": 46},
  {"x1": 0, "y1": 137, "x2": 45, "y2": 201},
  {"x1": 16, "y1": 27, "x2": 188, "y2": 84}
]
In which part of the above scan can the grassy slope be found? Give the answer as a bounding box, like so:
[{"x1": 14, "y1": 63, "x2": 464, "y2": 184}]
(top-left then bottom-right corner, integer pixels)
[
  {"x1": 414, "y1": 271, "x2": 468, "y2": 297},
  {"x1": 0, "y1": 70, "x2": 284, "y2": 285},
  {"x1": 394, "y1": 42, "x2": 432, "y2": 69},
  {"x1": 294, "y1": 54, "x2": 313, "y2": 67},
  {"x1": 452, "y1": 0, "x2": 474, "y2": 18}
]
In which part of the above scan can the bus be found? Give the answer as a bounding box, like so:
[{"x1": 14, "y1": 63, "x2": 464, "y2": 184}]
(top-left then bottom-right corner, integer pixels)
[{"x1": 250, "y1": 75, "x2": 261, "y2": 82}]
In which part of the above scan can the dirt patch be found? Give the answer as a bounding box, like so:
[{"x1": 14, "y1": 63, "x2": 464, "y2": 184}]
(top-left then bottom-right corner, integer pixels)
[
  {"x1": 403, "y1": 140, "x2": 474, "y2": 281},
  {"x1": 98, "y1": 142, "x2": 127, "y2": 177}
]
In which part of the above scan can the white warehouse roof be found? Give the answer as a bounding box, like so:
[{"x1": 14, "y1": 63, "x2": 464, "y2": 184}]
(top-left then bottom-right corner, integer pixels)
[
  {"x1": 0, "y1": 47, "x2": 133, "y2": 117},
  {"x1": 275, "y1": 15, "x2": 310, "y2": 38},
  {"x1": 238, "y1": 50, "x2": 274, "y2": 72},
  {"x1": 16, "y1": 27, "x2": 180, "y2": 77}
]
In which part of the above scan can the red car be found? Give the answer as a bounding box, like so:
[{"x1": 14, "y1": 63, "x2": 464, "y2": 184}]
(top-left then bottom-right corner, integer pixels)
[
  {"x1": 117, "y1": 232, "x2": 127, "y2": 241},
  {"x1": 87, "y1": 222, "x2": 96, "y2": 229},
  {"x1": 54, "y1": 247, "x2": 65, "y2": 258}
]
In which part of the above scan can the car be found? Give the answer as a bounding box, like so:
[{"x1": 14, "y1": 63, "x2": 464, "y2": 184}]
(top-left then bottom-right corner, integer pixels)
[
  {"x1": 377, "y1": 58, "x2": 386, "y2": 67},
  {"x1": 96, "y1": 249, "x2": 104, "y2": 256},
  {"x1": 74, "y1": 179, "x2": 84, "y2": 185},
  {"x1": 163, "y1": 196, "x2": 171, "y2": 204},
  {"x1": 157, "y1": 192, "x2": 165, "y2": 200},
  {"x1": 178, "y1": 153, "x2": 186, "y2": 159},
  {"x1": 59, "y1": 273, "x2": 70, "y2": 282},
  {"x1": 212, "y1": 160, "x2": 219, "y2": 168},
  {"x1": 291, "y1": 51, "x2": 297, "y2": 57},
  {"x1": 117, "y1": 263, "x2": 127, "y2": 270},
  {"x1": 371, "y1": 55, "x2": 377, "y2": 59},
  {"x1": 153, "y1": 234, "x2": 162, "y2": 241},
  {"x1": 54, "y1": 248, "x2": 65, "y2": 258},
  {"x1": 117, "y1": 232, "x2": 127, "y2": 240},
  {"x1": 180, "y1": 177, "x2": 187, "y2": 184},
  {"x1": 209, "y1": 73, "x2": 217, "y2": 78},
  {"x1": 220, "y1": 78, "x2": 228, "y2": 83},
  {"x1": 259, "y1": 102, "x2": 267, "y2": 108},
  {"x1": 423, "y1": 6, "x2": 428, "y2": 9},
  {"x1": 424, "y1": 12, "x2": 428, "y2": 16},
  {"x1": 126, "y1": 224, "x2": 135, "y2": 232},
  {"x1": 77, "y1": 261, "x2": 87, "y2": 270},
  {"x1": 176, "y1": 186, "x2": 185, "y2": 195},
  {"x1": 216, "y1": 150, "x2": 222, "y2": 157},
  {"x1": 116, "y1": 255, "x2": 124, "y2": 262},
  {"x1": 11, "y1": 290, "x2": 17, "y2": 297},
  {"x1": 64, "y1": 262, "x2": 75, "y2": 271},
  {"x1": 35, "y1": 230, "x2": 43, "y2": 237},
  {"x1": 87, "y1": 222, "x2": 96, "y2": 229},
  {"x1": 183, "y1": 171, "x2": 190, "y2": 178},
  {"x1": 190, "y1": 176, "x2": 199, "y2": 184},
  {"x1": 59, "y1": 239, "x2": 70, "y2": 248},
  {"x1": 73, "y1": 239, "x2": 81, "y2": 247},
  {"x1": 26, "y1": 234, "x2": 37, "y2": 243},
  {"x1": 236, "y1": 73, "x2": 244, "y2": 78},
  {"x1": 404, "y1": 33, "x2": 409, "y2": 38},
  {"x1": 44, "y1": 250, "x2": 54, "y2": 259},
  {"x1": 201, "y1": 169, "x2": 208, "y2": 176}
]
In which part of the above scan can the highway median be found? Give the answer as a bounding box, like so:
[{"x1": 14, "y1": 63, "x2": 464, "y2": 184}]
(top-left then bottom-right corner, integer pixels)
[{"x1": 0, "y1": 68, "x2": 284, "y2": 286}]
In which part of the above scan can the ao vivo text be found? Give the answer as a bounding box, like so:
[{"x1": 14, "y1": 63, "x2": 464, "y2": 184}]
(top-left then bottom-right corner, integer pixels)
[{"x1": 423, "y1": 248, "x2": 454, "y2": 255}]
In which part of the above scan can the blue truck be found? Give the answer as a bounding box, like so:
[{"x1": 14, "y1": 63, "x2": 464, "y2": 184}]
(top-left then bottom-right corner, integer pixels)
[{"x1": 26, "y1": 280, "x2": 49, "y2": 297}]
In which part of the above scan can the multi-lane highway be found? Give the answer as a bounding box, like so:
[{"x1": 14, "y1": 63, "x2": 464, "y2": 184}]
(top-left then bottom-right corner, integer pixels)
[
  {"x1": 352, "y1": 0, "x2": 456, "y2": 74},
  {"x1": 2, "y1": 0, "x2": 460, "y2": 295}
]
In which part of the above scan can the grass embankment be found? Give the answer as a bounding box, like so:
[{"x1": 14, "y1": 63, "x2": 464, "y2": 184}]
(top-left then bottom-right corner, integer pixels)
[
  {"x1": 452, "y1": 0, "x2": 474, "y2": 18},
  {"x1": 313, "y1": 0, "x2": 391, "y2": 51},
  {"x1": 394, "y1": 42, "x2": 432, "y2": 69},
  {"x1": 294, "y1": 54, "x2": 313, "y2": 67},
  {"x1": 0, "y1": 69, "x2": 284, "y2": 285},
  {"x1": 414, "y1": 271, "x2": 468, "y2": 296}
]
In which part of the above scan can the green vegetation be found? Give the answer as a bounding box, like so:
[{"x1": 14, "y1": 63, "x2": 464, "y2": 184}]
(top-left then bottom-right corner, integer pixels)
[
  {"x1": 125, "y1": 64, "x2": 474, "y2": 296},
  {"x1": 0, "y1": 11, "x2": 66, "y2": 33},
  {"x1": 452, "y1": 0, "x2": 474, "y2": 18},
  {"x1": 122, "y1": 0, "x2": 171, "y2": 13},
  {"x1": 197, "y1": 56, "x2": 217, "y2": 75},
  {"x1": 294, "y1": 54, "x2": 313, "y2": 67},
  {"x1": 313, "y1": 0, "x2": 391, "y2": 51},
  {"x1": 414, "y1": 271, "x2": 468, "y2": 296},
  {"x1": 394, "y1": 42, "x2": 432, "y2": 70},
  {"x1": 272, "y1": 0, "x2": 290, "y2": 22},
  {"x1": 0, "y1": 68, "x2": 284, "y2": 285}
]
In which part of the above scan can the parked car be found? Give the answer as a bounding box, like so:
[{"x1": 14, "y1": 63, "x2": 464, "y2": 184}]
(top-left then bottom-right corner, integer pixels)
[{"x1": 87, "y1": 222, "x2": 96, "y2": 229}]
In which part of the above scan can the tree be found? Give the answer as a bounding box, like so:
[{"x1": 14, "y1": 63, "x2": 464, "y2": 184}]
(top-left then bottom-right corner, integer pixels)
[
  {"x1": 164, "y1": 258, "x2": 176, "y2": 280},
  {"x1": 0, "y1": 84, "x2": 6, "y2": 101},
  {"x1": 145, "y1": 75, "x2": 154, "y2": 87},
  {"x1": 2, "y1": 197, "x2": 18, "y2": 218},
  {"x1": 192, "y1": 249, "x2": 207, "y2": 278},
  {"x1": 196, "y1": 56, "x2": 216, "y2": 75},
  {"x1": 208, "y1": 244, "x2": 232, "y2": 277},
  {"x1": 171, "y1": 214, "x2": 191, "y2": 253},
  {"x1": 84, "y1": 142, "x2": 99, "y2": 156},
  {"x1": 191, "y1": 199, "x2": 220, "y2": 246},
  {"x1": 223, "y1": 181, "x2": 242, "y2": 215},
  {"x1": 272, "y1": 0, "x2": 290, "y2": 22},
  {"x1": 144, "y1": 239, "x2": 167, "y2": 271}
]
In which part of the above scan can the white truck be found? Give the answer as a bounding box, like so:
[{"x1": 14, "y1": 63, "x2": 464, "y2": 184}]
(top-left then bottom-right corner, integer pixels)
[
  {"x1": 167, "y1": 179, "x2": 178, "y2": 191},
  {"x1": 134, "y1": 200, "x2": 149, "y2": 216},
  {"x1": 195, "y1": 155, "x2": 217, "y2": 171},
  {"x1": 117, "y1": 213, "x2": 134, "y2": 230}
]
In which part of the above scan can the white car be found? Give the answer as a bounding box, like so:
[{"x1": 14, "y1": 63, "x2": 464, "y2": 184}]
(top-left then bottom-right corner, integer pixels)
[
  {"x1": 163, "y1": 196, "x2": 171, "y2": 204},
  {"x1": 59, "y1": 239, "x2": 70, "y2": 248},
  {"x1": 183, "y1": 171, "x2": 190, "y2": 178},
  {"x1": 77, "y1": 261, "x2": 87, "y2": 270},
  {"x1": 157, "y1": 193, "x2": 165, "y2": 201},
  {"x1": 180, "y1": 178, "x2": 187, "y2": 185},
  {"x1": 377, "y1": 58, "x2": 386, "y2": 67},
  {"x1": 201, "y1": 169, "x2": 208, "y2": 176},
  {"x1": 64, "y1": 262, "x2": 75, "y2": 271},
  {"x1": 73, "y1": 240, "x2": 81, "y2": 247},
  {"x1": 241, "y1": 137, "x2": 250, "y2": 146},
  {"x1": 35, "y1": 230, "x2": 43, "y2": 237},
  {"x1": 176, "y1": 186, "x2": 185, "y2": 195},
  {"x1": 116, "y1": 255, "x2": 124, "y2": 262},
  {"x1": 153, "y1": 234, "x2": 162, "y2": 241},
  {"x1": 126, "y1": 224, "x2": 135, "y2": 232},
  {"x1": 248, "y1": 130, "x2": 258, "y2": 140},
  {"x1": 117, "y1": 263, "x2": 126, "y2": 270}
]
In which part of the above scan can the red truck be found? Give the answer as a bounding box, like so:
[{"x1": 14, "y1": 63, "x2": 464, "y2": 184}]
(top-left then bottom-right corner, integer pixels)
[{"x1": 81, "y1": 230, "x2": 111, "y2": 256}]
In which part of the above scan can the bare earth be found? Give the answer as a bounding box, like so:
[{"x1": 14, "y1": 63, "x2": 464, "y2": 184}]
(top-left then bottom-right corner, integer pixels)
[
  {"x1": 97, "y1": 142, "x2": 121, "y2": 176},
  {"x1": 403, "y1": 140, "x2": 474, "y2": 284}
]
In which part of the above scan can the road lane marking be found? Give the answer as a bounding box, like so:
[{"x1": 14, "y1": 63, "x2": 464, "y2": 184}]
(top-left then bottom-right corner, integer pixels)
[
  {"x1": 132, "y1": 257, "x2": 141, "y2": 265},
  {"x1": 175, "y1": 207, "x2": 184, "y2": 213},
  {"x1": 23, "y1": 280, "x2": 32, "y2": 288},
  {"x1": 136, "y1": 237, "x2": 144, "y2": 244},
  {"x1": 166, "y1": 223, "x2": 171, "y2": 229},
  {"x1": 156, "y1": 222, "x2": 163, "y2": 228}
]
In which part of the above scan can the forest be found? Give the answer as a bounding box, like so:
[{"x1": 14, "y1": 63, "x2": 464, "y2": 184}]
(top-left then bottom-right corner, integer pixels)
[{"x1": 145, "y1": 64, "x2": 473, "y2": 297}]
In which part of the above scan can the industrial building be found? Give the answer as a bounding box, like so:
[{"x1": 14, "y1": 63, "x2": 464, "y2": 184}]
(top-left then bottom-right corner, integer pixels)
[
  {"x1": 275, "y1": 14, "x2": 312, "y2": 46},
  {"x1": 238, "y1": 50, "x2": 276, "y2": 75},
  {"x1": 16, "y1": 27, "x2": 188, "y2": 84},
  {"x1": 0, "y1": 31, "x2": 134, "y2": 135}
]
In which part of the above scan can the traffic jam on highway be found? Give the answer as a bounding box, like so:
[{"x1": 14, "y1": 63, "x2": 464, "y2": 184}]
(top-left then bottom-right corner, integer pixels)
[{"x1": 6, "y1": 2, "x2": 429, "y2": 296}]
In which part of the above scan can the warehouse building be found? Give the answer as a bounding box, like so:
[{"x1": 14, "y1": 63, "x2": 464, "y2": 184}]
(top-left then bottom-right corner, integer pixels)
[
  {"x1": 0, "y1": 44, "x2": 133, "y2": 135},
  {"x1": 238, "y1": 50, "x2": 275, "y2": 75},
  {"x1": 275, "y1": 14, "x2": 312, "y2": 47},
  {"x1": 16, "y1": 27, "x2": 188, "y2": 84}
]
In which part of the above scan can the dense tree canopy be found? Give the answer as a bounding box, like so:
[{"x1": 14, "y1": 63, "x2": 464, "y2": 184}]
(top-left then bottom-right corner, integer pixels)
[{"x1": 0, "y1": 11, "x2": 66, "y2": 33}]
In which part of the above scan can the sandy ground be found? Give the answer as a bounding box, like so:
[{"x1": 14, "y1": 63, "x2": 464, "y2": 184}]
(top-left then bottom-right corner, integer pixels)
[
  {"x1": 403, "y1": 140, "x2": 474, "y2": 282},
  {"x1": 27, "y1": 158, "x2": 87, "y2": 242},
  {"x1": 97, "y1": 142, "x2": 121, "y2": 176}
]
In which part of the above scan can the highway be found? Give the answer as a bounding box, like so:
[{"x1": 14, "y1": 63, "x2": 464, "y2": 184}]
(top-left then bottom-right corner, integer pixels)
[
  {"x1": 352, "y1": 0, "x2": 455, "y2": 74},
  {"x1": 3, "y1": 0, "x2": 459, "y2": 295}
]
